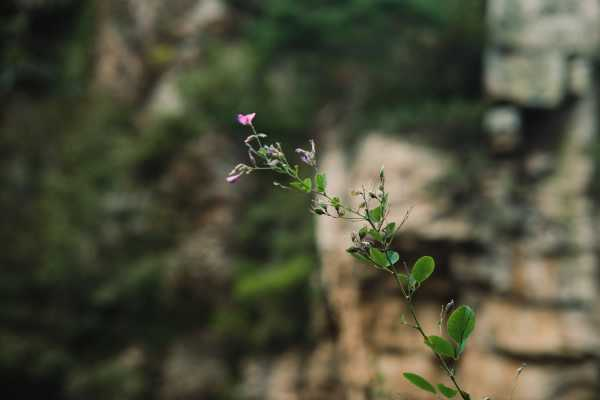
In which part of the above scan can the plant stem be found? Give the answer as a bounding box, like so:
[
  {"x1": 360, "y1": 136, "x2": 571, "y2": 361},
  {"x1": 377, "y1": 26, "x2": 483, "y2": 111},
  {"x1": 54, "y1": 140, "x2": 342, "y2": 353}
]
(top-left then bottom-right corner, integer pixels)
[
  {"x1": 391, "y1": 270, "x2": 469, "y2": 400},
  {"x1": 239, "y1": 130, "x2": 469, "y2": 398}
]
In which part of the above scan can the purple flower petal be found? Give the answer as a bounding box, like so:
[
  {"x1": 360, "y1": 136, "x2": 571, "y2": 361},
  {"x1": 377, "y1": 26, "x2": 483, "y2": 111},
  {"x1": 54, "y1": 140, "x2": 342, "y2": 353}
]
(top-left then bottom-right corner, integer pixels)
[
  {"x1": 237, "y1": 112, "x2": 256, "y2": 126},
  {"x1": 226, "y1": 173, "x2": 242, "y2": 183}
]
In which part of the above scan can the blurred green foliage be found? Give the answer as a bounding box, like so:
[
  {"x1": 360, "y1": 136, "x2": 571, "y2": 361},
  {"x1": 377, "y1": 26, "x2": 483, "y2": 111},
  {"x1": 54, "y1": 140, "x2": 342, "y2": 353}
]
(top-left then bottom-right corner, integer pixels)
[
  {"x1": 0, "y1": 0, "x2": 93, "y2": 94},
  {"x1": 1, "y1": 0, "x2": 485, "y2": 399},
  {"x1": 228, "y1": 0, "x2": 485, "y2": 141}
]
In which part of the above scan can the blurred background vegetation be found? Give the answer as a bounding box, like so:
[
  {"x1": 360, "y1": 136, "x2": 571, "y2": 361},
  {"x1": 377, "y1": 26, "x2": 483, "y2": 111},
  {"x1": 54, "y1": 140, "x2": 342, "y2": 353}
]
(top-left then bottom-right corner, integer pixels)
[{"x1": 1, "y1": 0, "x2": 485, "y2": 398}]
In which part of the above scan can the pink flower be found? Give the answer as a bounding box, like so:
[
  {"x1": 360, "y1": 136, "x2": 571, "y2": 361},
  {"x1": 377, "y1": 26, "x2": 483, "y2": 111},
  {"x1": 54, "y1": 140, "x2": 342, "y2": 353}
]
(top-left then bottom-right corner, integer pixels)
[
  {"x1": 226, "y1": 173, "x2": 242, "y2": 184},
  {"x1": 237, "y1": 112, "x2": 256, "y2": 126}
]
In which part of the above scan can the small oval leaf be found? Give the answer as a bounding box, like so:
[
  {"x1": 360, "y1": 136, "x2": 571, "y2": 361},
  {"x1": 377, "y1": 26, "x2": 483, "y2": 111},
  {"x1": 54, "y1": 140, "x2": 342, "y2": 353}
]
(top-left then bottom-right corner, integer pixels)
[
  {"x1": 403, "y1": 372, "x2": 436, "y2": 394},
  {"x1": 369, "y1": 206, "x2": 383, "y2": 222},
  {"x1": 437, "y1": 383, "x2": 458, "y2": 398},
  {"x1": 347, "y1": 249, "x2": 370, "y2": 264},
  {"x1": 426, "y1": 335, "x2": 455, "y2": 359},
  {"x1": 315, "y1": 173, "x2": 327, "y2": 193},
  {"x1": 368, "y1": 229, "x2": 384, "y2": 243},
  {"x1": 386, "y1": 250, "x2": 400, "y2": 266},
  {"x1": 447, "y1": 305, "x2": 476, "y2": 353},
  {"x1": 411, "y1": 256, "x2": 435, "y2": 283},
  {"x1": 369, "y1": 247, "x2": 388, "y2": 268},
  {"x1": 303, "y1": 177, "x2": 313, "y2": 192},
  {"x1": 384, "y1": 222, "x2": 396, "y2": 236}
]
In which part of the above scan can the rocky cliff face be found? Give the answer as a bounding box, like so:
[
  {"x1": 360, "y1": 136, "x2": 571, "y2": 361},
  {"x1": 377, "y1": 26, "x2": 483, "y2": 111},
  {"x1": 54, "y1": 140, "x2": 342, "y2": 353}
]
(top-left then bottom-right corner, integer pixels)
[{"x1": 305, "y1": 1, "x2": 600, "y2": 399}]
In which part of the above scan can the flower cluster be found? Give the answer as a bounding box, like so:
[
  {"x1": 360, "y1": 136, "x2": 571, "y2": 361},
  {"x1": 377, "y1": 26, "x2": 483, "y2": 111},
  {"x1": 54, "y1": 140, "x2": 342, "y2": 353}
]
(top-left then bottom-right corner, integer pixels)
[
  {"x1": 228, "y1": 113, "x2": 415, "y2": 279},
  {"x1": 227, "y1": 113, "x2": 321, "y2": 188}
]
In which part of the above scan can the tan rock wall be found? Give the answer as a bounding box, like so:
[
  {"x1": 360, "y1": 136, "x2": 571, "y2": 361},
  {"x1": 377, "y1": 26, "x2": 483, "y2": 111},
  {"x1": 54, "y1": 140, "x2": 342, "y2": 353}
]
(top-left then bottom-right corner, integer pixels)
[{"x1": 309, "y1": 1, "x2": 600, "y2": 399}]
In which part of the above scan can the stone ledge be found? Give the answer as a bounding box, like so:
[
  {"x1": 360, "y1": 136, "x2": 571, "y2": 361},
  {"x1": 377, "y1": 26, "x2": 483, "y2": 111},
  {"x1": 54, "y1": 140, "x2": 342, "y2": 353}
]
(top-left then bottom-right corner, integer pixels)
[
  {"x1": 475, "y1": 298, "x2": 600, "y2": 358},
  {"x1": 461, "y1": 347, "x2": 598, "y2": 400},
  {"x1": 484, "y1": 50, "x2": 566, "y2": 107},
  {"x1": 488, "y1": 0, "x2": 600, "y2": 55}
]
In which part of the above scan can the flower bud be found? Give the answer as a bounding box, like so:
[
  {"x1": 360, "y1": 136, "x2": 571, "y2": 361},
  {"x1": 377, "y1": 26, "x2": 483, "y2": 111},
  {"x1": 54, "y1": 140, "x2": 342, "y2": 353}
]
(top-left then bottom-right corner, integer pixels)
[
  {"x1": 226, "y1": 173, "x2": 242, "y2": 184},
  {"x1": 237, "y1": 112, "x2": 256, "y2": 126}
]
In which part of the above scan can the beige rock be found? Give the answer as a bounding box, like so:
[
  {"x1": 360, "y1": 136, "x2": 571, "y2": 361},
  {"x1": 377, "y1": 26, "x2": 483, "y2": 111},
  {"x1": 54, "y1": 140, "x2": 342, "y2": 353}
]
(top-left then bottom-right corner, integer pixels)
[
  {"x1": 568, "y1": 58, "x2": 593, "y2": 97},
  {"x1": 367, "y1": 301, "x2": 442, "y2": 353},
  {"x1": 483, "y1": 106, "x2": 522, "y2": 152},
  {"x1": 143, "y1": 70, "x2": 185, "y2": 119},
  {"x1": 303, "y1": 342, "x2": 343, "y2": 399},
  {"x1": 530, "y1": 86, "x2": 596, "y2": 254},
  {"x1": 94, "y1": 19, "x2": 144, "y2": 101},
  {"x1": 461, "y1": 347, "x2": 598, "y2": 400},
  {"x1": 241, "y1": 344, "x2": 343, "y2": 400},
  {"x1": 351, "y1": 135, "x2": 473, "y2": 241},
  {"x1": 316, "y1": 137, "x2": 373, "y2": 400},
  {"x1": 488, "y1": 0, "x2": 600, "y2": 54},
  {"x1": 476, "y1": 299, "x2": 600, "y2": 357},
  {"x1": 127, "y1": 0, "x2": 227, "y2": 39},
  {"x1": 127, "y1": 0, "x2": 162, "y2": 39},
  {"x1": 451, "y1": 250, "x2": 513, "y2": 290},
  {"x1": 484, "y1": 50, "x2": 566, "y2": 107},
  {"x1": 241, "y1": 358, "x2": 271, "y2": 400},
  {"x1": 160, "y1": 341, "x2": 228, "y2": 399},
  {"x1": 265, "y1": 352, "x2": 302, "y2": 400},
  {"x1": 509, "y1": 251, "x2": 597, "y2": 304},
  {"x1": 176, "y1": 0, "x2": 227, "y2": 36}
]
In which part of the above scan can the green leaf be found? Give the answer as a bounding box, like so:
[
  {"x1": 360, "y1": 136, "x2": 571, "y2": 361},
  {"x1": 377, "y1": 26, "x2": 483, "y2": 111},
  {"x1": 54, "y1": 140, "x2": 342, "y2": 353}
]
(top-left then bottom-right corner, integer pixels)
[
  {"x1": 369, "y1": 206, "x2": 383, "y2": 222},
  {"x1": 331, "y1": 197, "x2": 341, "y2": 207},
  {"x1": 368, "y1": 229, "x2": 384, "y2": 243},
  {"x1": 369, "y1": 247, "x2": 389, "y2": 268},
  {"x1": 457, "y1": 340, "x2": 467, "y2": 357},
  {"x1": 381, "y1": 193, "x2": 389, "y2": 209},
  {"x1": 358, "y1": 226, "x2": 368, "y2": 238},
  {"x1": 385, "y1": 250, "x2": 399, "y2": 266},
  {"x1": 383, "y1": 222, "x2": 396, "y2": 240},
  {"x1": 367, "y1": 248, "x2": 398, "y2": 268},
  {"x1": 403, "y1": 372, "x2": 436, "y2": 394},
  {"x1": 426, "y1": 336, "x2": 455, "y2": 359},
  {"x1": 303, "y1": 177, "x2": 312, "y2": 192},
  {"x1": 447, "y1": 305, "x2": 476, "y2": 355},
  {"x1": 290, "y1": 179, "x2": 312, "y2": 193},
  {"x1": 347, "y1": 249, "x2": 370, "y2": 264},
  {"x1": 408, "y1": 275, "x2": 417, "y2": 290},
  {"x1": 315, "y1": 173, "x2": 327, "y2": 193},
  {"x1": 437, "y1": 383, "x2": 458, "y2": 398},
  {"x1": 410, "y1": 256, "x2": 435, "y2": 284}
]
